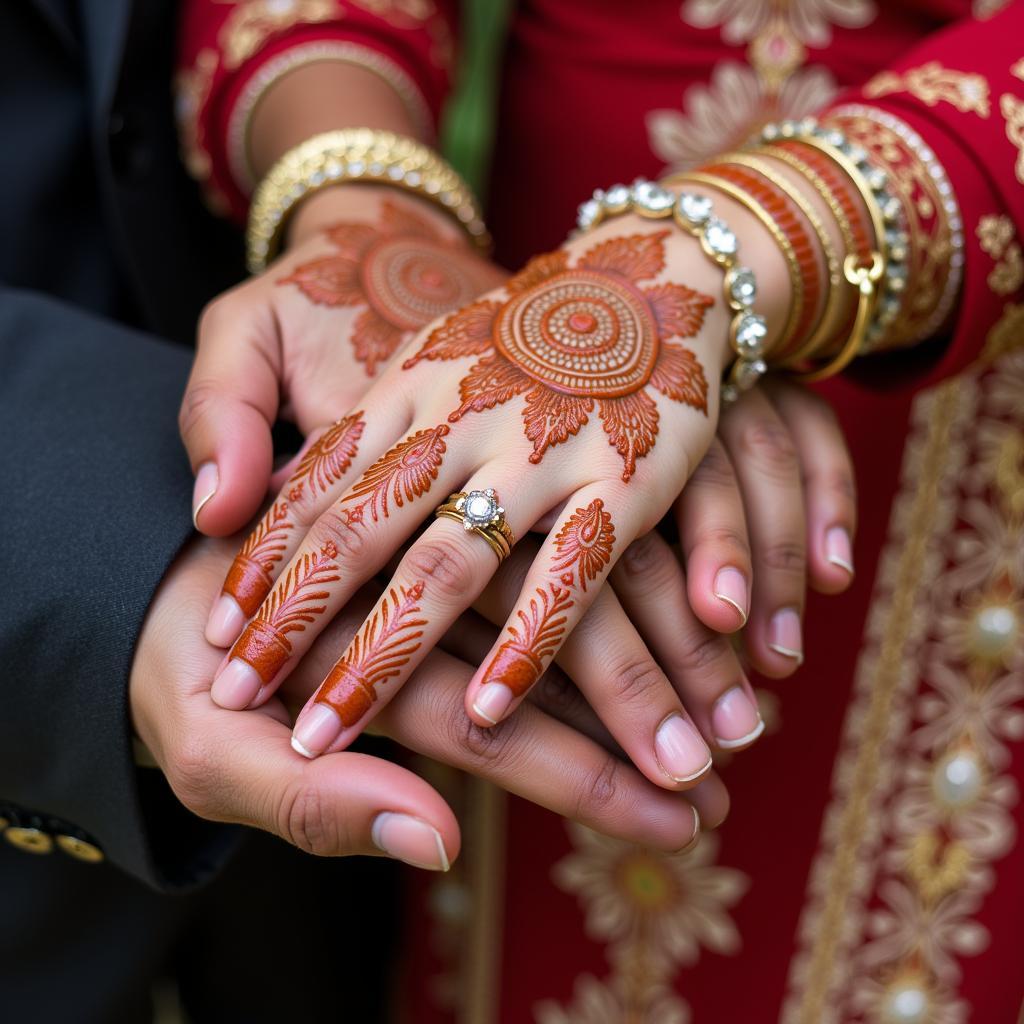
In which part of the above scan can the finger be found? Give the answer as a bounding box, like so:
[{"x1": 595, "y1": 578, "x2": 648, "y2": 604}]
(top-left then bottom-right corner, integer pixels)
[
  {"x1": 718, "y1": 388, "x2": 808, "y2": 677},
  {"x1": 205, "y1": 410, "x2": 407, "y2": 647},
  {"x1": 674, "y1": 437, "x2": 753, "y2": 632},
  {"x1": 611, "y1": 530, "x2": 765, "y2": 753},
  {"x1": 290, "y1": 470, "x2": 562, "y2": 758},
  {"x1": 180, "y1": 294, "x2": 281, "y2": 537},
  {"x1": 210, "y1": 419, "x2": 465, "y2": 710},
  {"x1": 165, "y1": 701, "x2": 459, "y2": 870},
  {"x1": 765, "y1": 379, "x2": 857, "y2": 593}
]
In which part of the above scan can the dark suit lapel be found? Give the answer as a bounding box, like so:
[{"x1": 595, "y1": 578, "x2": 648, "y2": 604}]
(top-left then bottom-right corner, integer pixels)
[{"x1": 78, "y1": 0, "x2": 133, "y2": 113}]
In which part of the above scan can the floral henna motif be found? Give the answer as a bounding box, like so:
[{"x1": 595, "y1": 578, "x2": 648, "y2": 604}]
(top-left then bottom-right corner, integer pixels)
[
  {"x1": 343, "y1": 424, "x2": 450, "y2": 523},
  {"x1": 279, "y1": 198, "x2": 485, "y2": 375},
  {"x1": 229, "y1": 541, "x2": 341, "y2": 684},
  {"x1": 316, "y1": 581, "x2": 428, "y2": 727},
  {"x1": 404, "y1": 233, "x2": 713, "y2": 480},
  {"x1": 550, "y1": 498, "x2": 616, "y2": 590},
  {"x1": 485, "y1": 500, "x2": 617, "y2": 695},
  {"x1": 220, "y1": 414, "x2": 363, "y2": 615}
]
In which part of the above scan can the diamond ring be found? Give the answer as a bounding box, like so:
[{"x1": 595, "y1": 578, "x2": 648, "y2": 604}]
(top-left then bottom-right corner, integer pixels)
[{"x1": 434, "y1": 489, "x2": 514, "y2": 562}]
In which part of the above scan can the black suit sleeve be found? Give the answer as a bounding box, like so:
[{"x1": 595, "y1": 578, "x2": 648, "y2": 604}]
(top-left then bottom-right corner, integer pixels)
[{"x1": 0, "y1": 287, "x2": 237, "y2": 889}]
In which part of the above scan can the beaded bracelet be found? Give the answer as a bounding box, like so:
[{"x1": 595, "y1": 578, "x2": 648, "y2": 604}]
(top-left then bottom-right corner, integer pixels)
[
  {"x1": 576, "y1": 179, "x2": 768, "y2": 402},
  {"x1": 246, "y1": 129, "x2": 490, "y2": 273}
]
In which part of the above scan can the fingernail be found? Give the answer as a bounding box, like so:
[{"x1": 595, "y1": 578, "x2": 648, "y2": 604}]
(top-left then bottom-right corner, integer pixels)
[
  {"x1": 678, "y1": 805, "x2": 702, "y2": 853},
  {"x1": 206, "y1": 595, "x2": 246, "y2": 648},
  {"x1": 291, "y1": 703, "x2": 342, "y2": 759},
  {"x1": 655, "y1": 715, "x2": 712, "y2": 783},
  {"x1": 210, "y1": 658, "x2": 262, "y2": 710},
  {"x1": 371, "y1": 812, "x2": 450, "y2": 871},
  {"x1": 713, "y1": 567, "x2": 748, "y2": 625},
  {"x1": 712, "y1": 686, "x2": 764, "y2": 749},
  {"x1": 825, "y1": 526, "x2": 854, "y2": 576},
  {"x1": 768, "y1": 607, "x2": 803, "y2": 662},
  {"x1": 473, "y1": 683, "x2": 514, "y2": 725},
  {"x1": 192, "y1": 462, "x2": 218, "y2": 529}
]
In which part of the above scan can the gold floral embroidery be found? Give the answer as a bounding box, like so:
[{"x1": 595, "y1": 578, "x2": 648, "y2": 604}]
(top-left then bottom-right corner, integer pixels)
[
  {"x1": 977, "y1": 215, "x2": 1024, "y2": 296},
  {"x1": 218, "y1": 0, "x2": 341, "y2": 70},
  {"x1": 1013, "y1": 59, "x2": 1024, "y2": 83},
  {"x1": 973, "y1": 0, "x2": 1013, "y2": 18},
  {"x1": 865, "y1": 62, "x2": 991, "y2": 118},
  {"x1": 536, "y1": 828, "x2": 747, "y2": 1023},
  {"x1": 1000, "y1": 92, "x2": 1024, "y2": 185},
  {"x1": 174, "y1": 47, "x2": 218, "y2": 181},
  {"x1": 982, "y1": 302, "x2": 1024, "y2": 365},
  {"x1": 351, "y1": 0, "x2": 433, "y2": 20}
]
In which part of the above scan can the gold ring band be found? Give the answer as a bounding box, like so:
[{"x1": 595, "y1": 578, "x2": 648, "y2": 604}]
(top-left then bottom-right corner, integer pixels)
[{"x1": 434, "y1": 490, "x2": 514, "y2": 562}]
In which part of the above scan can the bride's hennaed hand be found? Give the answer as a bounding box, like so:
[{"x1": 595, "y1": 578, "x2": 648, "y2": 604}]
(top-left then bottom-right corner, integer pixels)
[
  {"x1": 205, "y1": 210, "x2": 784, "y2": 765},
  {"x1": 179, "y1": 184, "x2": 504, "y2": 537}
]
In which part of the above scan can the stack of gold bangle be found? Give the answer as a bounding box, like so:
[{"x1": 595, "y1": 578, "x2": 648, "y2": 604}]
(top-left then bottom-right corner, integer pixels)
[{"x1": 246, "y1": 128, "x2": 491, "y2": 273}]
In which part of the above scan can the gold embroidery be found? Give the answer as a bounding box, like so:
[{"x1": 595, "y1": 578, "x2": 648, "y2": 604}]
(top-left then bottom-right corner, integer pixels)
[
  {"x1": 174, "y1": 47, "x2": 218, "y2": 181},
  {"x1": 1000, "y1": 92, "x2": 1024, "y2": 184},
  {"x1": 1013, "y1": 58, "x2": 1024, "y2": 83},
  {"x1": 978, "y1": 214, "x2": 1017, "y2": 258},
  {"x1": 865, "y1": 62, "x2": 992, "y2": 118},
  {"x1": 977, "y1": 214, "x2": 1024, "y2": 298},
  {"x1": 982, "y1": 302, "x2": 1024, "y2": 364},
  {"x1": 218, "y1": 0, "x2": 341, "y2": 70},
  {"x1": 973, "y1": 0, "x2": 1013, "y2": 17}
]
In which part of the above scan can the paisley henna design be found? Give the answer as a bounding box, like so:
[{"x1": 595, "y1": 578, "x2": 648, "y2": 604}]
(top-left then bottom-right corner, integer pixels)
[
  {"x1": 316, "y1": 581, "x2": 428, "y2": 727},
  {"x1": 550, "y1": 498, "x2": 615, "y2": 590},
  {"x1": 343, "y1": 424, "x2": 450, "y2": 523},
  {"x1": 229, "y1": 541, "x2": 341, "y2": 684},
  {"x1": 484, "y1": 584, "x2": 574, "y2": 697},
  {"x1": 219, "y1": 414, "x2": 364, "y2": 615},
  {"x1": 279, "y1": 199, "x2": 486, "y2": 375},
  {"x1": 404, "y1": 233, "x2": 713, "y2": 480}
]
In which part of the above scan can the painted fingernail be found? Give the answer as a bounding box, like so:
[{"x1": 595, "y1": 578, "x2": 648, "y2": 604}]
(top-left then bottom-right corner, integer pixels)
[
  {"x1": 713, "y1": 567, "x2": 748, "y2": 626},
  {"x1": 192, "y1": 462, "x2": 218, "y2": 529},
  {"x1": 291, "y1": 703, "x2": 341, "y2": 759},
  {"x1": 712, "y1": 686, "x2": 764, "y2": 750},
  {"x1": 655, "y1": 715, "x2": 712, "y2": 783},
  {"x1": 371, "y1": 812, "x2": 450, "y2": 872},
  {"x1": 473, "y1": 683, "x2": 514, "y2": 725},
  {"x1": 768, "y1": 607, "x2": 803, "y2": 663},
  {"x1": 206, "y1": 595, "x2": 246, "y2": 648},
  {"x1": 678, "y1": 805, "x2": 702, "y2": 853},
  {"x1": 210, "y1": 658, "x2": 261, "y2": 710},
  {"x1": 825, "y1": 526, "x2": 854, "y2": 576}
]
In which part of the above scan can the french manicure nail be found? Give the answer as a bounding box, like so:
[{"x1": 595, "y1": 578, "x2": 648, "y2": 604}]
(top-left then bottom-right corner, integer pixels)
[
  {"x1": 712, "y1": 686, "x2": 764, "y2": 750},
  {"x1": 678, "y1": 805, "x2": 702, "y2": 853},
  {"x1": 713, "y1": 567, "x2": 749, "y2": 625},
  {"x1": 291, "y1": 703, "x2": 342, "y2": 759},
  {"x1": 768, "y1": 607, "x2": 803, "y2": 662},
  {"x1": 372, "y1": 812, "x2": 450, "y2": 871},
  {"x1": 473, "y1": 683, "x2": 514, "y2": 725},
  {"x1": 825, "y1": 526, "x2": 854, "y2": 576},
  {"x1": 210, "y1": 658, "x2": 261, "y2": 710},
  {"x1": 192, "y1": 462, "x2": 218, "y2": 529},
  {"x1": 206, "y1": 595, "x2": 246, "y2": 648},
  {"x1": 655, "y1": 715, "x2": 712, "y2": 783}
]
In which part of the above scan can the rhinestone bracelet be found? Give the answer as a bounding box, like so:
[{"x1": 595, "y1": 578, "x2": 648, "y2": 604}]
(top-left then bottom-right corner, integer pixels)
[{"x1": 576, "y1": 179, "x2": 768, "y2": 403}]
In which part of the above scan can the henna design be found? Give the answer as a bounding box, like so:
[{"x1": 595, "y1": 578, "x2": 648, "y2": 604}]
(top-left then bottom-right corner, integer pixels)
[
  {"x1": 550, "y1": 498, "x2": 616, "y2": 590},
  {"x1": 404, "y1": 234, "x2": 713, "y2": 480},
  {"x1": 316, "y1": 581, "x2": 428, "y2": 727},
  {"x1": 220, "y1": 414, "x2": 364, "y2": 615},
  {"x1": 484, "y1": 584, "x2": 574, "y2": 697},
  {"x1": 279, "y1": 198, "x2": 486, "y2": 375},
  {"x1": 229, "y1": 541, "x2": 341, "y2": 684},
  {"x1": 344, "y1": 424, "x2": 450, "y2": 523}
]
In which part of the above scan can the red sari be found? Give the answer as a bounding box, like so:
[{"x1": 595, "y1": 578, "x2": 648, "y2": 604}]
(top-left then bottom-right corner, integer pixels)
[{"x1": 177, "y1": 2, "x2": 1024, "y2": 1020}]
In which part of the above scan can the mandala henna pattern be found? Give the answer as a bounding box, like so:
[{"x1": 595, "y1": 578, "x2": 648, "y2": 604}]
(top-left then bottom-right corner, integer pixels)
[
  {"x1": 220, "y1": 413, "x2": 363, "y2": 615},
  {"x1": 343, "y1": 424, "x2": 450, "y2": 523},
  {"x1": 403, "y1": 232, "x2": 713, "y2": 480},
  {"x1": 229, "y1": 541, "x2": 341, "y2": 684},
  {"x1": 484, "y1": 499, "x2": 617, "y2": 696},
  {"x1": 316, "y1": 581, "x2": 428, "y2": 727},
  {"x1": 279, "y1": 198, "x2": 485, "y2": 375}
]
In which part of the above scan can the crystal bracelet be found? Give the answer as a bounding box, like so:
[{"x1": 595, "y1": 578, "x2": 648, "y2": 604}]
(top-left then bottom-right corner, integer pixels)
[{"x1": 576, "y1": 179, "x2": 768, "y2": 403}]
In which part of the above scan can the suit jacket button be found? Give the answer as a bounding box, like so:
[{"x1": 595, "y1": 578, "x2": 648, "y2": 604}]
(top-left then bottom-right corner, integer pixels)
[
  {"x1": 56, "y1": 835, "x2": 104, "y2": 863},
  {"x1": 5, "y1": 827, "x2": 53, "y2": 854}
]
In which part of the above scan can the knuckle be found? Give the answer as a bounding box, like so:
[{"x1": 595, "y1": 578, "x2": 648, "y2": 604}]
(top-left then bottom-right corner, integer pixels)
[
  {"x1": 737, "y1": 420, "x2": 798, "y2": 476},
  {"x1": 314, "y1": 510, "x2": 374, "y2": 564},
  {"x1": 760, "y1": 539, "x2": 807, "y2": 577},
  {"x1": 807, "y1": 464, "x2": 857, "y2": 507},
  {"x1": 691, "y1": 441, "x2": 737, "y2": 490},
  {"x1": 404, "y1": 538, "x2": 478, "y2": 602},
  {"x1": 452, "y1": 708, "x2": 519, "y2": 769},
  {"x1": 177, "y1": 378, "x2": 219, "y2": 439},
  {"x1": 530, "y1": 667, "x2": 585, "y2": 721},
  {"x1": 572, "y1": 756, "x2": 622, "y2": 821},
  {"x1": 607, "y1": 656, "x2": 666, "y2": 708},
  {"x1": 617, "y1": 533, "x2": 665, "y2": 579},
  {"x1": 674, "y1": 628, "x2": 731, "y2": 676},
  {"x1": 166, "y1": 737, "x2": 218, "y2": 819},
  {"x1": 696, "y1": 525, "x2": 751, "y2": 565},
  {"x1": 276, "y1": 780, "x2": 341, "y2": 856}
]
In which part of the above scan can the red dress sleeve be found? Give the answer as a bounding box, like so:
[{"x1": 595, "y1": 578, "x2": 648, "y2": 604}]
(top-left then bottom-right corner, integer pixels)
[
  {"x1": 822, "y1": 0, "x2": 1024, "y2": 388},
  {"x1": 175, "y1": 0, "x2": 458, "y2": 222}
]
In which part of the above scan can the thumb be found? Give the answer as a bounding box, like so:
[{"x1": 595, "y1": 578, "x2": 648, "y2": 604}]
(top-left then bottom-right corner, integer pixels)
[{"x1": 180, "y1": 294, "x2": 280, "y2": 536}]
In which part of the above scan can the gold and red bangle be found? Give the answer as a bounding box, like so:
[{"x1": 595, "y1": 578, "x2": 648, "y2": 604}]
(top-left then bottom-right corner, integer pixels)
[
  {"x1": 694, "y1": 161, "x2": 825, "y2": 360},
  {"x1": 823, "y1": 106, "x2": 963, "y2": 350}
]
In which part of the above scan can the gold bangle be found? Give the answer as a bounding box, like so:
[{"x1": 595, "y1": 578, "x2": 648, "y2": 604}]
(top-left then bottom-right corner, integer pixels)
[
  {"x1": 717, "y1": 152, "x2": 843, "y2": 367},
  {"x1": 246, "y1": 128, "x2": 490, "y2": 273},
  {"x1": 675, "y1": 171, "x2": 801, "y2": 362}
]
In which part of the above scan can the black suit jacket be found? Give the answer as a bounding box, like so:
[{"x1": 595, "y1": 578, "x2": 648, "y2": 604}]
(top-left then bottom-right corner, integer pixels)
[{"x1": 0, "y1": 0, "x2": 246, "y2": 888}]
